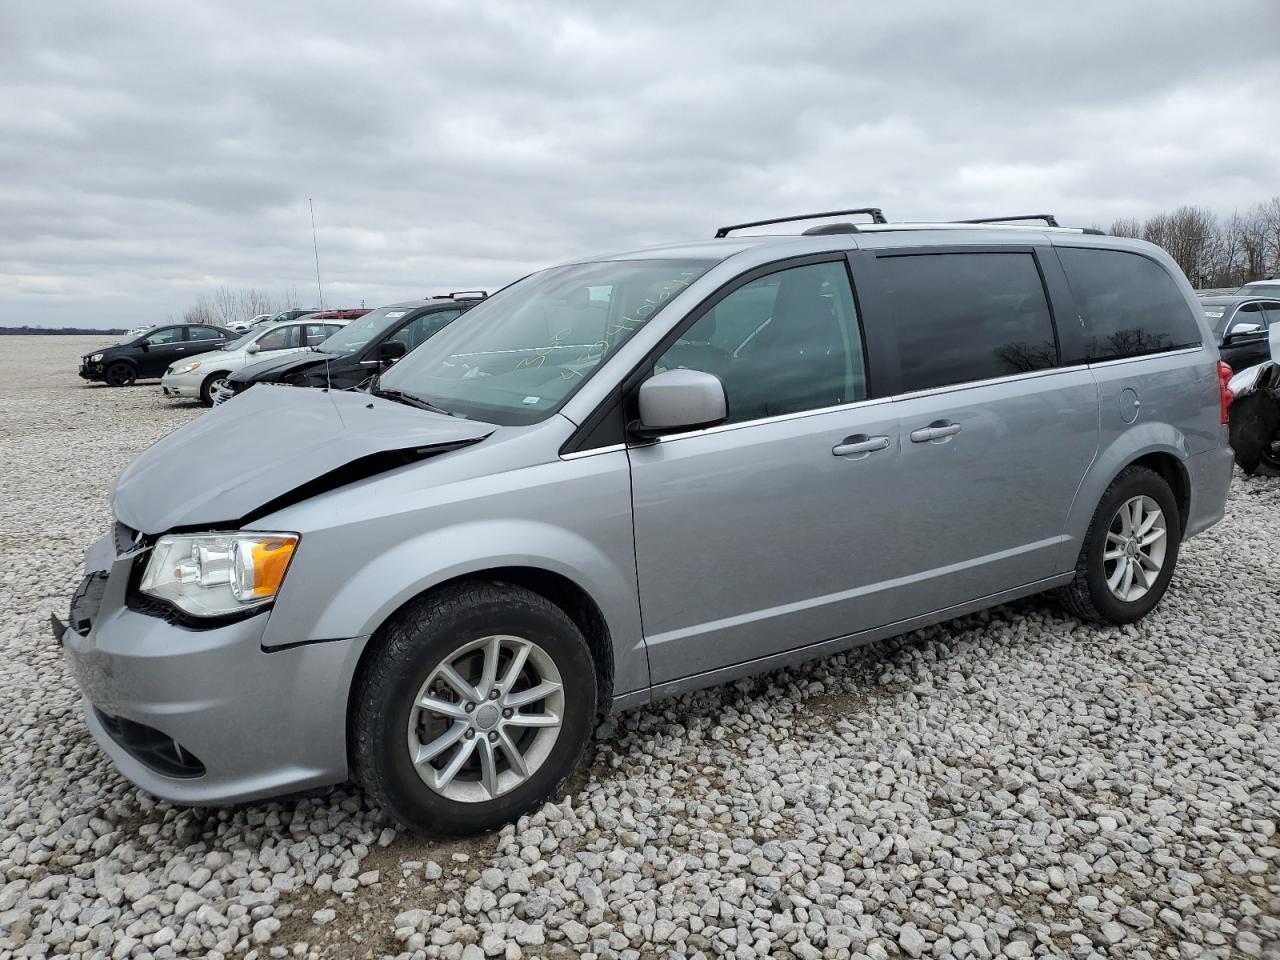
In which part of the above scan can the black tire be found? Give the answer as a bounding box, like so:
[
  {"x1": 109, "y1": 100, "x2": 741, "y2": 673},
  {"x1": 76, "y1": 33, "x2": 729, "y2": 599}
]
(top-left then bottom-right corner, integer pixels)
[
  {"x1": 199, "y1": 372, "x2": 230, "y2": 407},
  {"x1": 1228, "y1": 391, "x2": 1280, "y2": 477},
  {"x1": 104, "y1": 362, "x2": 136, "y2": 387},
  {"x1": 1057, "y1": 466, "x2": 1182, "y2": 625},
  {"x1": 351, "y1": 582, "x2": 597, "y2": 836}
]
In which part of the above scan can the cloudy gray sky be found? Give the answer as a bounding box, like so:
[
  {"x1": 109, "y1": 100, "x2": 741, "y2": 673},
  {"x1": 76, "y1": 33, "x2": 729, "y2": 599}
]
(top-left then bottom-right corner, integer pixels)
[{"x1": 2, "y1": 0, "x2": 1278, "y2": 329}]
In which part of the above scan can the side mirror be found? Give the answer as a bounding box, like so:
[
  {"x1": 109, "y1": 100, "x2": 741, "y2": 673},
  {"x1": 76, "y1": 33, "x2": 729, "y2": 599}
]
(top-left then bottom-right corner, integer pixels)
[
  {"x1": 139, "y1": 341, "x2": 150, "y2": 352},
  {"x1": 1225, "y1": 322, "x2": 1263, "y2": 344},
  {"x1": 1270, "y1": 322, "x2": 1280, "y2": 362},
  {"x1": 245, "y1": 342, "x2": 260, "y2": 354},
  {"x1": 379, "y1": 340, "x2": 407, "y2": 364},
  {"x1": 634, "y1": 369, "x2": 727, "y2": 437}
]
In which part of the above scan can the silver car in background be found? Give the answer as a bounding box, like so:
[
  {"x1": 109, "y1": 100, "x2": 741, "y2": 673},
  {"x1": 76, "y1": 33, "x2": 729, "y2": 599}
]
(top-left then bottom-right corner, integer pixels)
[
  {"x1": 58, "y1": 210, "x2": 1234, "y2": 835},
  {"x1": 159, "y1": 317, "x2": 348, "y2": 406}
]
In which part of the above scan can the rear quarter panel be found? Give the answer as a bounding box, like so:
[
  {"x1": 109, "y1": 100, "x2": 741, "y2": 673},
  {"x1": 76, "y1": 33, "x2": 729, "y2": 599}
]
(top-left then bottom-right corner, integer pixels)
[{"x1": 1049, "y1": 235, "x2": 1230, "y2": 568}]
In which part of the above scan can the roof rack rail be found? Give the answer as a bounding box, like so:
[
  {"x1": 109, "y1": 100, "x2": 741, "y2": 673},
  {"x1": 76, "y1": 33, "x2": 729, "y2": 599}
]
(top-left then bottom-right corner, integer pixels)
[
  {"x1": 715, "y1": 207, "x2": 887, "y2": 238},
  {"x1": 952, "y1": 214, "x2": 1061, "y2": 228},
  {"x1": 433, "y1": 290, "x2": 489, "y2": 300}
]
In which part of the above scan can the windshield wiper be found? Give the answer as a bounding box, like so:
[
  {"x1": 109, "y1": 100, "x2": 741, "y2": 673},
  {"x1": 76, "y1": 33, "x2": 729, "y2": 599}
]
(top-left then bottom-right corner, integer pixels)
[{"x1": 371, "y1": 387, "x2": 452, "y2": 416}]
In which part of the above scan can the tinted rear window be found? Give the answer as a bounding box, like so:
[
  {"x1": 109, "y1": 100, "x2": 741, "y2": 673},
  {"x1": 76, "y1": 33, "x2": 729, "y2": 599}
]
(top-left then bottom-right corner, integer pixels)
[
  {"x1": 1058, "y1": 248, "x2": 1201, "y2": 361},
  {"x1": 878, "y1": 252, "x2": 1058, "y2": 393}
]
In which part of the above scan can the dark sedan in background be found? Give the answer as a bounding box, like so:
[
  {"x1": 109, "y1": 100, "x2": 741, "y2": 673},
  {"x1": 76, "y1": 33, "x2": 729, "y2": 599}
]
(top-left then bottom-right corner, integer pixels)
[
  {"x1": 1200, "y1": 295, "x2": 1280, "y2": 372},
  {"x1": 213, "y1": 293, "x2": 485, "y2": 403},
  {"x1": 79, "y1": 323, "x2": 236, "y2": 386}
]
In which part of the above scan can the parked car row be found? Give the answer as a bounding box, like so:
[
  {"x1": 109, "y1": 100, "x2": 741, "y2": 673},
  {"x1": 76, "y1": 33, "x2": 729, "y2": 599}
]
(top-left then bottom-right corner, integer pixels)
[
  {"x1": 59, "y1": 210, "x2": 1238, "y2": 837},
  {"x1": 79, "y1": 310, "x2": 370, "y2": 399},
  {"x1": 161, "y1": 314, "x2": 353, "y2": 405}
]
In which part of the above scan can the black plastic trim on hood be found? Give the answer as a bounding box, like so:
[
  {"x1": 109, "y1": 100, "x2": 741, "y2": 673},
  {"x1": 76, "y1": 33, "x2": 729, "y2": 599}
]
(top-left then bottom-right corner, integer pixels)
[{"x1": 240, "y1": 438, "x2": 484, "y2": 524}]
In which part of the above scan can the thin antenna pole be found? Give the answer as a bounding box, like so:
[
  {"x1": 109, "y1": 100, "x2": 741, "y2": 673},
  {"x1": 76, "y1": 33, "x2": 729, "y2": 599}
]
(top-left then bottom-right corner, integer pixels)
[{"x1": 309, "y1": 198, "x2": 324, "y2": 310}]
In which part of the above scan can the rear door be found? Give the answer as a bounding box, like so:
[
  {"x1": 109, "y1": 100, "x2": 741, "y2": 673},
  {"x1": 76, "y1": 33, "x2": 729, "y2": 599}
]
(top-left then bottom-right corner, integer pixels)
[
  {"x1": 187, "y1": 324, "x2": 228, "y2": 355},
  {"x1": 628, "y1": 256, "x2": 904, "y2": 684},
  {"x1": 864, "y1": 247, "x2": 1099, "y2": 614}
]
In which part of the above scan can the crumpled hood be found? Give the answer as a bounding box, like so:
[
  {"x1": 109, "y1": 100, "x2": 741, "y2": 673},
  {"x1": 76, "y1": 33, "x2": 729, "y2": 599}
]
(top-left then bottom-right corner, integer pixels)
[
  {"x1": 114, "y1": 386, "x2": 493, "y2": 534},
  {"x1": 230, "y1": 351, "x2": 334, "y2": 384}
]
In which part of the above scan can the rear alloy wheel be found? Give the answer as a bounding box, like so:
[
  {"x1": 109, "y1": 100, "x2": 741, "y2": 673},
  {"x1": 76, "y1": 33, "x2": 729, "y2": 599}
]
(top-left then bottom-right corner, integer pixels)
[
  {"x1": 104, "y1": 362, "x2": 136, "y2": 387},
  {"x1": 1058, "y1": 466, "x2": 1181, "y2": 625},
  {"x1": 1102, "y1": 495, "x2": 1168, "y2": 603},
  {"x1": 200, "y1": 372, "x2": 230, "y2": 407},
  {"x1": 352, "y1": 582, "x2": 597, "y2": 836}
]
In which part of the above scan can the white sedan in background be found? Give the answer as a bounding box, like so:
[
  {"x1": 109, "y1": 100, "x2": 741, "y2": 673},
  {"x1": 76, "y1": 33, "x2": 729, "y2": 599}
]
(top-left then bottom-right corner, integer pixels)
[{"x1": 160, "y1": 318, "x2": 348, "y2": 406}]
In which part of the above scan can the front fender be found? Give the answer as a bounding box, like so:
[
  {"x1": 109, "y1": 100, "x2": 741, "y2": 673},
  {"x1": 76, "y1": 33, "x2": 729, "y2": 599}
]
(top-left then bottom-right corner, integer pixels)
[
  {"x1": 262, "y1": 515, "x2": 648, "y2": 698},
  {"x1": 1056, "y1": 422, "x2": 1189, "y2": 572}
]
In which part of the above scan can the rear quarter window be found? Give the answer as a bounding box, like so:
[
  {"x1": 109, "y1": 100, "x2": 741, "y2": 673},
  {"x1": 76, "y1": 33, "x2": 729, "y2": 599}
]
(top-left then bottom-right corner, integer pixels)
[
  {"x1": 1057, "y1": 248, "x2": 1202, "y2": 361},
  {"x1": 878, "y1": 252, "x2": 1058, "y2": 393}
]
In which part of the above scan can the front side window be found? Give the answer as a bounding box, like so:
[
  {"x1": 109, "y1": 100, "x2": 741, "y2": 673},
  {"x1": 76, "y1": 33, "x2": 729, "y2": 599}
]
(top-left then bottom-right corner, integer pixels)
[
  {"x1": 378, "y1": 259, "x2": 711, "y2": 424},
  {"x1": 654, "y1": 260, "x2": 865, "y2": 424},
  {"x1": 879, "y1": 252, "x2": 1057, "y2": 393},
  {"x1": 1058, "y1": 247, "x2": 1202, "y2": 361},
  {"x1": 144, "y1": 327, "x2": 182, "y2": 346}
]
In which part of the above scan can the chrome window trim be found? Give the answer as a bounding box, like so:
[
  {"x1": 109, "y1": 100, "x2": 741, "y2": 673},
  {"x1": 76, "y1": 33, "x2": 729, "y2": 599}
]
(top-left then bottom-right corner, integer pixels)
[
  {"x1": 1086, "y1": 345, "x2": 1203, "y2": 368},
  {"x1": 560, "y1": 443, "x2": 627, "y2": 461},
  {"x1": 596, "y1": 346, "x2": 1205, "y2": 450},
  {"x1": 888, "y1": 363, "x2": 1091, "y2": 403},
  {"x1": 647, "y1": 395, "x2": 894, "y2": 444}
]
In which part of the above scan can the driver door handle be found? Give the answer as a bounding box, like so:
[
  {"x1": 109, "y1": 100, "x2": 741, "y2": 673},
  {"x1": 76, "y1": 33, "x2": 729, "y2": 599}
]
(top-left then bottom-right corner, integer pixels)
[
  {"x1": 832, "y1": 434, "x2": 891, "y2": 457},
  {"x1": 910, "y1": 421, "x2": 962, "y2": 443}
]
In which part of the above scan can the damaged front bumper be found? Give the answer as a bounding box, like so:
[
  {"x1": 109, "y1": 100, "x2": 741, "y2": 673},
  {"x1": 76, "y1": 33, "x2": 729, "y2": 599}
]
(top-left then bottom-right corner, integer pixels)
[{"x1": 56, "y1": 531, "x2": 369, "y2": 805}]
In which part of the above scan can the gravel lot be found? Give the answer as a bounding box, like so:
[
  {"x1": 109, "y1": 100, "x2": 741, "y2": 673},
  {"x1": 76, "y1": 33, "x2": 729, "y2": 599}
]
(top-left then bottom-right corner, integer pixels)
[{"x1": 1, "y1": 334, "x2": 1277, "y2": 960}]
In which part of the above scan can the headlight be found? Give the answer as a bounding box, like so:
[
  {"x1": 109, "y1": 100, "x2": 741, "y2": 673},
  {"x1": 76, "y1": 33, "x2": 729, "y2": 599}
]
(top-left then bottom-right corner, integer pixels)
[
  {"x1": 140, "y1": 532, "x2": 298, "y2": 618},
  {"x1": 169, "y1": 360, "x2": 201, "y2": 376},
  {"x1": 90, "y1": 353, "x2": 103, "y2": 362}
]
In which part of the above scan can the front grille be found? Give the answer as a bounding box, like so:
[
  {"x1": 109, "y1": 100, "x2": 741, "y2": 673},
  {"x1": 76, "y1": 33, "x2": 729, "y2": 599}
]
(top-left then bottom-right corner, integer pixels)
[
  {"x1": 95, "y1": 710, "x2": 206, "y2": 778},
  {"x1": 69, "y1": 572, "x2": 109, "y2": 636}
]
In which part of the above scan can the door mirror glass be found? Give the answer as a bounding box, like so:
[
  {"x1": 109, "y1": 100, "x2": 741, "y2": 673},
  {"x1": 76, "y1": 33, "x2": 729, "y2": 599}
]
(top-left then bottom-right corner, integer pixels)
[
  {"x1": 636, "y1": 369, "x2": 727, "y2": 435},
  {"x1": 379, "y1": 340, "x2": 407, "y2": 364}
]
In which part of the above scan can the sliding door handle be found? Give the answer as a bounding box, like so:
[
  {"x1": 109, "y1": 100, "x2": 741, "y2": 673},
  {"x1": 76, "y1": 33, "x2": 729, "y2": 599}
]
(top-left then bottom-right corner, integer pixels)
[
  {"x1": 910, "y1": 421, "x2": 962, "y2": 443},
  {"x1": 832, "y1": 434, "x2": 890, "y2": 457}
]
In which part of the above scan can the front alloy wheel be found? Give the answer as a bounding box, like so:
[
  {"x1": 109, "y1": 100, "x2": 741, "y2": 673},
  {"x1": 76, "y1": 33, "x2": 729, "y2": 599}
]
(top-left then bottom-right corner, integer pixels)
[
  {"x1": 408, "y1": 635, "x2": 564, "y2": 802},
  {"x1": 352, "y1": 582, "x2": 597, "y2": 836}
]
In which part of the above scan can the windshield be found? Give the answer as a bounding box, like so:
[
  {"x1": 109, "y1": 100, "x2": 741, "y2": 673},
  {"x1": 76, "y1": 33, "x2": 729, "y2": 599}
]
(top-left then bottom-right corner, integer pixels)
[
  {"x1": 379, "y1": 259, "x2": 711, "y2": 424},
  {"x1": 318, "y1": 306, "x2": 414, "y2": 355}
]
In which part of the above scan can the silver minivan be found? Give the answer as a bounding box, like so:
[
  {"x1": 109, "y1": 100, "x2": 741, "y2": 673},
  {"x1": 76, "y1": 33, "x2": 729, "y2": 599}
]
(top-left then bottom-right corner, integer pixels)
[{"x1": 59, "y1": 211, "x2": 1235, "y2": 835}]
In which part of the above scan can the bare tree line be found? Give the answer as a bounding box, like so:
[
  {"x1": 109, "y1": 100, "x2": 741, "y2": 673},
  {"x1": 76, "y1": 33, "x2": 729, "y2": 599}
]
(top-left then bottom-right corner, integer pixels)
[
  {"x1": 1105, "y1": 197, "x2": 1280, "y2": 288},
  {"x1": 176, "y1": 287, "x2": 303, "y2": 327}
]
